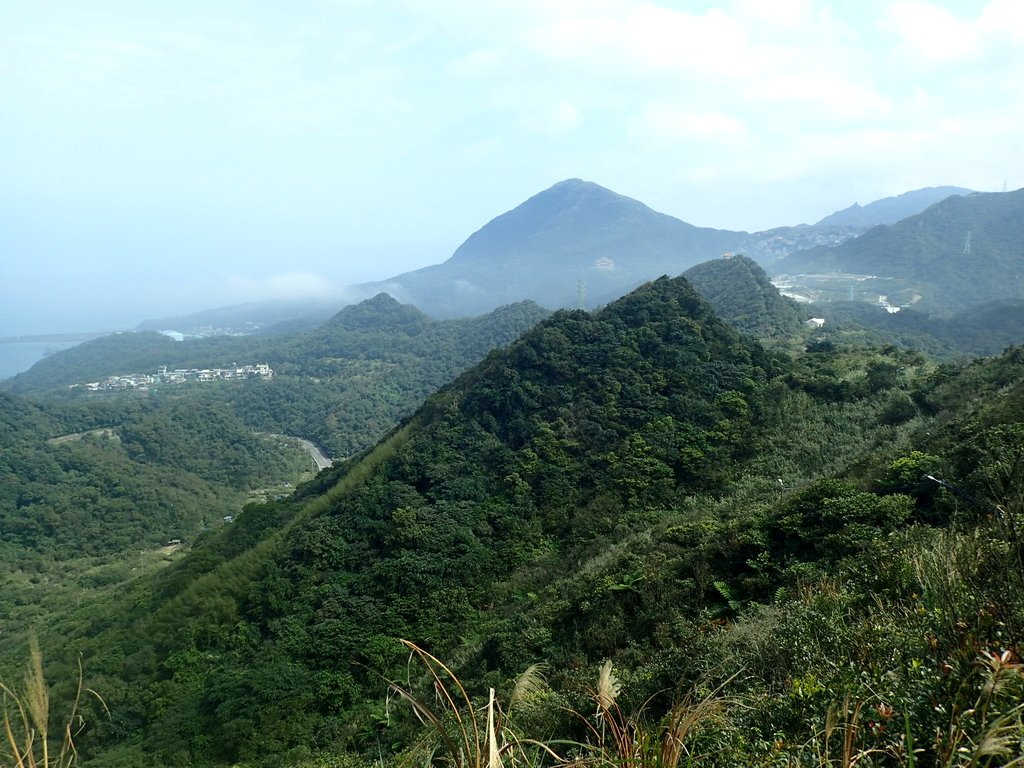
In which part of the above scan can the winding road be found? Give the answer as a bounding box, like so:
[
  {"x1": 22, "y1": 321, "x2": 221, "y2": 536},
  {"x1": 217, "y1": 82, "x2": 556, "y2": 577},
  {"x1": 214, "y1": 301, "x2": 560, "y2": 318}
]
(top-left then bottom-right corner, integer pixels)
[{"x1": 293, "y1": 437, "x2": 332, "y2": 470}]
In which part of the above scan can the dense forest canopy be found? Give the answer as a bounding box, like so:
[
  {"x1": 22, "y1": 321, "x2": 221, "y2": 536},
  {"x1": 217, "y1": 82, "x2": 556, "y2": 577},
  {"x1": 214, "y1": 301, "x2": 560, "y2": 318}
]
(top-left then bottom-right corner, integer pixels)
[
  {"x1": 3, "y1": 239, "x2": 1024, "y2": 768},
  {"x1": 0, "y1": 273, "x2": 1014, "y2": 767},
  {"x1": 0, "y1": 391, "x2": 312, "y2": 557},
  {"x1": 3, "y1": 297, "x2": 549, "y2": 458},
  {"x1": 683, "y1": 254, "x2": 806, "y2": 339}
]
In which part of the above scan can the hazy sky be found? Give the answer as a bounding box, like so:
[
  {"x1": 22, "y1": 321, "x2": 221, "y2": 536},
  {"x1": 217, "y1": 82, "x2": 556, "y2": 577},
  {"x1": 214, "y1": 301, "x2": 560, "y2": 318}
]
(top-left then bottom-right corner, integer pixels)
[{"x1": 2, "y1": 0, "x2": 1022, "y2": 335}]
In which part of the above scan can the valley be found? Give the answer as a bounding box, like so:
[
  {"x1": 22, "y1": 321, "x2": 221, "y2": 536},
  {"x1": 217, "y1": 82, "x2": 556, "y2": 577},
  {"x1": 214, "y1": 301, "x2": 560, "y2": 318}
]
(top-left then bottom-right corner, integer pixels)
[{"x1": 1, "y1": 180, "x2": 1023, "y2": 768}]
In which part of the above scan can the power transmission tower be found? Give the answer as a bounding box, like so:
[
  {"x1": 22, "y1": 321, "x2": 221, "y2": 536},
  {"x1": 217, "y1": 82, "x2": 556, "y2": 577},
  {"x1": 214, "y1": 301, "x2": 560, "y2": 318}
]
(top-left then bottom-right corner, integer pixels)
[
  {"x1": 963, "y1": 231, "x2": 972, "y2": 255},
  {"x1": 577, "y1": 279, "x2": 586, "y2": 310}
]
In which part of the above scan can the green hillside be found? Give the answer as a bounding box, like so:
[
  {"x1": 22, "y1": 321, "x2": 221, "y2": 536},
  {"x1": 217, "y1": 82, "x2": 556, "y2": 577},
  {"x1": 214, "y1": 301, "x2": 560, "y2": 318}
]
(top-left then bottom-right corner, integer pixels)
[
  {"x1": 0, "y1": 391, "x2": 311, "y2": 558},
  {"x1": 776, "y1": 188, "x2": 1024, "y2": 316},
  {"x1": 18, "y1": 275, "x2": 1019, "y2": 767},
  {"x1": 814, "y1": 298, "x2": 1024, "y2": 357},
  {"x1": 683, "y1": 254, "x2": 806, "y2": 338},
  {"x1": 0, "y1": 388, "x2": 313, "y2": 696},
  {"x1": 3, "y1": 297, "x2": 549, "y2": 458}
]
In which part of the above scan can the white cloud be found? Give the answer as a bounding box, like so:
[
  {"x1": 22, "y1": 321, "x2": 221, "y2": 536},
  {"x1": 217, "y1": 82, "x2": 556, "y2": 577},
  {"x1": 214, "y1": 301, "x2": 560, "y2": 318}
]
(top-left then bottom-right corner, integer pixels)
[
  {"x1": 622, "y1": 5, "x2": 752, "y2": 75},
  {"x1": 518, "y1": 100, "x2": 582, "y2": 136},
  {"x1": 882, "y1": 0, "x2": 1024, "y2": 63},
  {"x1": 224, "y1": 272, "x2": 336, "y2": 302},
  {"x1": 731, "y1": 0, "x2": 811, "y2": 30},
  {"x1": 978, "y1": 0, "x2": 1024, "y2": 40},
  {"x1": 526, "y1": 3, "x2": 757, "y2": 78},
  {"x1": 883, "y1": 1, "x2": 976, "y2": 61},
  {"x1": 631, "y1": 106, "x2": 748, "y2": 145},
  {"x1": 744, "y1": 73, "x2": 892, "y2": 119},
  {"x1": 447, "y1": 48, "x2": 506, "y2": 77}
]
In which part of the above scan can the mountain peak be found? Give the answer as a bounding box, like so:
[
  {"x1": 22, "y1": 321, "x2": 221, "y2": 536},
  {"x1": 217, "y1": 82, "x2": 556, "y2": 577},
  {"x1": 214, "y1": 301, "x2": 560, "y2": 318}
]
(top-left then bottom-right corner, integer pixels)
[
  {"x1": 445, "y1": 179, "x2": 685, "y2": 270},
  {"x1": 510, "y1": 178, "x2": 654, "y2": 217},
  {"x1": 542, "y1": 177, "x2": 630, "y2": 197},
  {"x1": 324, "y1": 293, "x2": 431, "y2": 334},
  {"x1": 548, "y1": 177, "x2": 589, "y2": 189},
  {"x1": 354, "y1": 180, "x2": 750, "y2": 319},
  {"x1": 684, "y1": 254, "x2": 805, "y2": 338}
]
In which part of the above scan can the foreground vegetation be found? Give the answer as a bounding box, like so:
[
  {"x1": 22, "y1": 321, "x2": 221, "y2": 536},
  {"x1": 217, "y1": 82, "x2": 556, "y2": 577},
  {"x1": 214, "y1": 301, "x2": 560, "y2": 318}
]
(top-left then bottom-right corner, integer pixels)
[{"x1": 4, "y1": 276, "x2": 1024, "y2": 767}]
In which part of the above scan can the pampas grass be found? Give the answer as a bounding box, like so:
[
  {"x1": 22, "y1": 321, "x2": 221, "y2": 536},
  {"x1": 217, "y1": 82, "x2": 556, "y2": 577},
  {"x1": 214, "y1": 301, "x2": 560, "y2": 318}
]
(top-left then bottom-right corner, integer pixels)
[
  {"x1": 579, "y1": 659, "x2": 736, "y2": 768},
  {"x1": 386, "y1": 639, "x2": 562, "y2": 768},
  {"x1": 1, "y1": 637, "x2": 105, "y2": 768}
]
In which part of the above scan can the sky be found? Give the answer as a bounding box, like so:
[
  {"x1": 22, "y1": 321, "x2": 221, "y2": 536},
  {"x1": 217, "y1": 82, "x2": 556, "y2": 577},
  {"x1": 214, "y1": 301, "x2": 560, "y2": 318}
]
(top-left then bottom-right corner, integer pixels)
[{"x1": 2, "y1": 0, "x2": 1022, "y2": 335}]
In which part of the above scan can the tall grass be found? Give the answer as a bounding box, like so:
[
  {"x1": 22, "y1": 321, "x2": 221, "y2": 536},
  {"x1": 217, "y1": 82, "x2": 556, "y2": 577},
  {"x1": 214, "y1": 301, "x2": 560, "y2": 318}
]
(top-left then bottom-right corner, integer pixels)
[
  {"x1": 387, "y1": 643, "x2": 734, "y2": 768},
  {"x1": 0, "y1": 637, "x2": 104, "y2": 768},
  {"x1": 385, "y1": 639, "x2": 562, "y2": 768},
  {"x1": 583, "y1": 660, "x2": 735, "y2": 768}
]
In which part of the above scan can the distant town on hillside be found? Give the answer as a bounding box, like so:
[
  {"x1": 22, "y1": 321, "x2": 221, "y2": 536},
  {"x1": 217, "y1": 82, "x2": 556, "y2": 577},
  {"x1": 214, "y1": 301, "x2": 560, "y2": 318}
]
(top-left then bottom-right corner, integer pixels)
[{"x1": 72, "y1": 363, "x2": 273, "y2": 392}]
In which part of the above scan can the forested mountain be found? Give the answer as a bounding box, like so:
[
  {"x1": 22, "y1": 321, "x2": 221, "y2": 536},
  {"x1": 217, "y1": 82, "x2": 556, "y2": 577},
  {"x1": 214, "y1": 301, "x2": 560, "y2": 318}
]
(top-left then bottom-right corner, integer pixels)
[
  {"x1": 19, "y1": 274, "x2": 1020, "y2": 768},
  {"x1": 0, "y1": 391, "x2": 311, "y2": 558},
  {"x1": 354, "y1": 179, "x2": 751, "y2": 317},
  {"x1": 814, "y1": 185, "x2": 972, "y2": 228},
  {"x1": 776, "y1": 188, "x2": 1024, "y2": 316},
  {"x1": 3, "y1": 297, "x2": 549, "y2": 458},
  {"x1": 52, "y1": 276, "x2": 774, "y2": 764},
  {"x1": 683, "y1": 254, "x2": 806, "y2": 338},
  {"x1": 813, "y1": 298, "x2": 1024, "y2": 357},
  {"x1": 5, "y1": 186, "x2": 1024, "y2": 768},
  {"x1": 323, "y1": 292, "x2": 432, "y2": 333}
]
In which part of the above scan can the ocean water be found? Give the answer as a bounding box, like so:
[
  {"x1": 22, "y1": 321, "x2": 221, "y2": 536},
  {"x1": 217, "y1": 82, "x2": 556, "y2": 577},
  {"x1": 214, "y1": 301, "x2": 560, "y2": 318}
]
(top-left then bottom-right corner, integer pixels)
[{"x1": 0, "y1": 341, "x2": 79, "y2": 381}]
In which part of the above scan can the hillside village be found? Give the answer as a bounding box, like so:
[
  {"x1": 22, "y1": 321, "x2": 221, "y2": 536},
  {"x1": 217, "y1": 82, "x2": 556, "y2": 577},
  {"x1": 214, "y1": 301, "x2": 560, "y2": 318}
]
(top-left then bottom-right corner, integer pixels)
[{"x1": 72, "y1": 363, "x2": 273, "y2": 392}]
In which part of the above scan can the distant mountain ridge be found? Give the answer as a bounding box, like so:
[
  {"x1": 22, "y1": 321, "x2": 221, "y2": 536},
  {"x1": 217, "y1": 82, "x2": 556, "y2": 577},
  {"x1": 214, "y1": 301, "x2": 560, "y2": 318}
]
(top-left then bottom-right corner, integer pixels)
[
  {"x1": 136, "y1": 297, "x2": 341, "y2": 336},
  {"x1": 3, "y1": 296, "x2": 550, "y2": 457},
  {"x1": 130, "y1": 180, "x2": 988, "y2": 330},
  {"x1": 814, "y1": 186, "x2": 973, "y2": 228},
  {"x1": 776, "y1": 188, "x2": 1024, "y2": 316},
  {"x1": 356, "y1": 179, "x2": 751, "y2": 317}
]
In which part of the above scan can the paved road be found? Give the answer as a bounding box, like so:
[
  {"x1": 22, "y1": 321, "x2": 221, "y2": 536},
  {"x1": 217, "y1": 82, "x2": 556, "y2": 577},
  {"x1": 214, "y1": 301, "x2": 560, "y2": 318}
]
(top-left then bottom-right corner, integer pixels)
[{"x1": 294, "y1": 438, "x2": 332, "y2": 470}]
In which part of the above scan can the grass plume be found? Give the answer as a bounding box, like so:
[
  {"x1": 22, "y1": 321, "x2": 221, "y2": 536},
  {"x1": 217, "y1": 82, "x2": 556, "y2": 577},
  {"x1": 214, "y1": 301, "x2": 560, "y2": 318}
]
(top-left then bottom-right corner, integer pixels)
[{"x1": 1, "y1": 637, "x2": 105, "y2": 768}]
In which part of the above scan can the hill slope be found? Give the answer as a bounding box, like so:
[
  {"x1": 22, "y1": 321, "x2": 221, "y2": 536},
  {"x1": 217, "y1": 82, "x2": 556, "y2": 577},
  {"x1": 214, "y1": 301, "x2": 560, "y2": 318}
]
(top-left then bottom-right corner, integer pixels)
[
  {"x1": 0, "y1": 391, "x2": 310, "y2": 557},
  {"x1": 776, "y1": 188, "x2": 1024, "y2": 316},
  {"x1": 814, "y1": 185, "x2": 972, "y2": 228},
  {"x1": 684, "y1": 255, "x2": 806, "y2": 338},
  {"x1": 812, "y1": 297, "x2": 1024, "y2": 357},
  {"x1": 357, "y1": 179, "x2": 751, "y2": 317},
  {"x1": 74, "y1": 276, "x2": 774, "y2": 763},
  {"x1": 3, "y1": 297, "x2": 549, "y2": 458},
  {"x1": 30, "y1": 275, "x2": 1024, "y2": 767}
]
